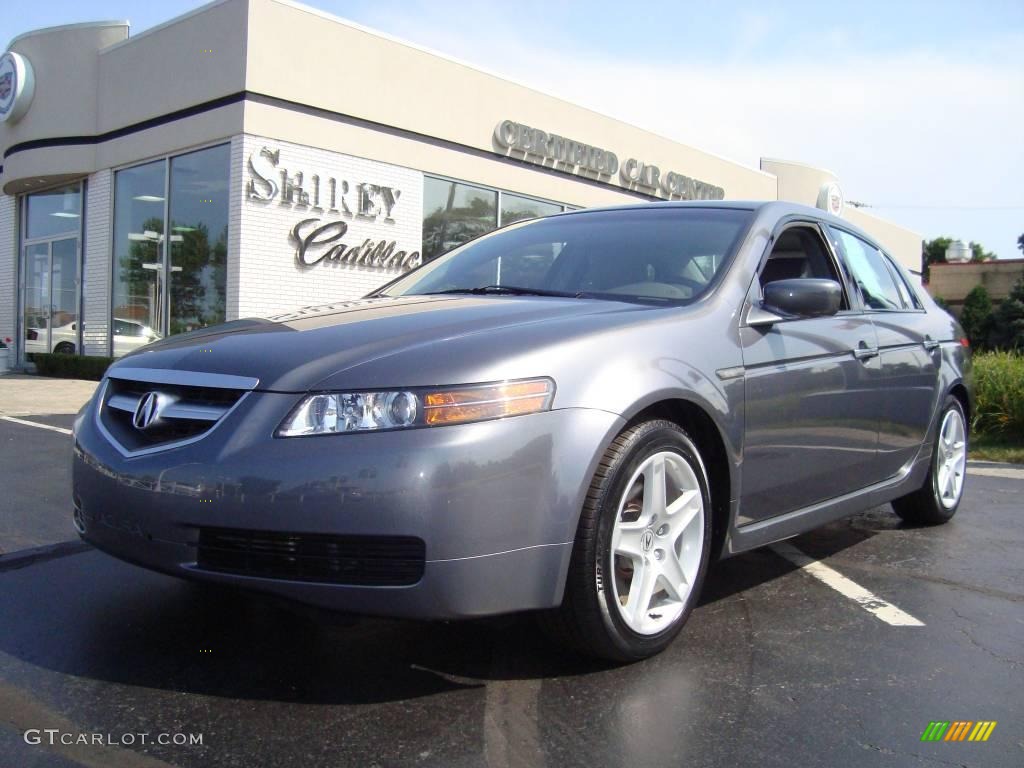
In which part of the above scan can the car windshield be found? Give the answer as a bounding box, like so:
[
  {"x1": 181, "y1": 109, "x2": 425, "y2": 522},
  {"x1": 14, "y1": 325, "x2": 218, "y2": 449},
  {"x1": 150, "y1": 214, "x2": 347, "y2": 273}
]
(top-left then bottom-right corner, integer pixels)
[{"x1": 377, "y1": 207, "x2": 753, "y2": 305}]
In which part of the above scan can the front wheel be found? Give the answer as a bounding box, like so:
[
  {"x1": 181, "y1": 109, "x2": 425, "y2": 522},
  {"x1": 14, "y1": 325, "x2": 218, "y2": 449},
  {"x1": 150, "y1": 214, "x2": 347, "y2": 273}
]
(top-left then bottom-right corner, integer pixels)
[
  {"x1": 892, "y1": 395, "x2": 968, "y2": 525},
  {"x1": 542, "y1": 420, "x2": 712, "y2": 662}
]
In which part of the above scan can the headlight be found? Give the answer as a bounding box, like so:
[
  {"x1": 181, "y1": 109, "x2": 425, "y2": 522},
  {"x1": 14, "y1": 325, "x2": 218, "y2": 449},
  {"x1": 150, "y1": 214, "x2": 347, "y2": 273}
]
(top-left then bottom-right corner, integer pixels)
[{"x1": 276, "y1": 378, "x2": 555, "y2": 436}]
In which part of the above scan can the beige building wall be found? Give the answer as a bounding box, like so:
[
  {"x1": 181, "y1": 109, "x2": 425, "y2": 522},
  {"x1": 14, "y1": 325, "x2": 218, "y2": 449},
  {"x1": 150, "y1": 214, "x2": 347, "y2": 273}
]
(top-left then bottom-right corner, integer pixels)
[
  {"x1": 243, "y1": 0, "x2": 777, "y2": 208},
  {"x1": 2, "y1": 22, "x2": 128, "y2": 193},
  {"x1": 761, "y1": 158, "x2": 922, "y2": 275},
  {"x1": 928, "y1": 260, "x2": 1024, "y2": 310}
]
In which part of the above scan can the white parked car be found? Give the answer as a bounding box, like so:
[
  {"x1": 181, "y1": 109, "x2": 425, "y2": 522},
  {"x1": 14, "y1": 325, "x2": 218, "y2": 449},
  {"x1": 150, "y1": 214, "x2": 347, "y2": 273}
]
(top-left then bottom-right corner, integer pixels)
[{"x1": 25, "y1": 318, "x2": 160, "y2": 356}]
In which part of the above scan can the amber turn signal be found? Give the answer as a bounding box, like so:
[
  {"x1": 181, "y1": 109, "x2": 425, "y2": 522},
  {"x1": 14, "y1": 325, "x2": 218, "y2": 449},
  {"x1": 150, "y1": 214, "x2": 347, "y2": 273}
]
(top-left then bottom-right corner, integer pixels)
[{"x1": 424, "y1": 379, "x2": 554, "y2": 426}]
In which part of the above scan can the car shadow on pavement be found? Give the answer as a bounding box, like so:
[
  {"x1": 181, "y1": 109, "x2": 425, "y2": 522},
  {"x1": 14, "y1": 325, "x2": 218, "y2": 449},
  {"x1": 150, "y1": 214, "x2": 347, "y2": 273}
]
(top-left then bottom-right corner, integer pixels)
[{"x1": 0, "y1": 508, "x2": 899, "y2": 705}]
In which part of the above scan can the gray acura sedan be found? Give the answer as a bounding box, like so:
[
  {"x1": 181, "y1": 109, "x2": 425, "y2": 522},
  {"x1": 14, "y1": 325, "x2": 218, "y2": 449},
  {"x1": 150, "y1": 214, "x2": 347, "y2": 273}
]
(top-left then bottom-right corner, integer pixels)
[{"x1": 73, "y1": 202, "x2": 971, "y2": 661}]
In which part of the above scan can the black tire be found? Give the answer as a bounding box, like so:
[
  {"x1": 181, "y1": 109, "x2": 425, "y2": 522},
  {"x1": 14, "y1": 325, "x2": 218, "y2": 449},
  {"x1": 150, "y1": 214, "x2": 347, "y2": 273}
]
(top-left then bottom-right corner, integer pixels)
[
  {"x1": 892, "y1": 395, "x2": 968, "y2": 525},
  {"x1": 541, "y1": 419, "x2": 713, "y2": 662},
  {"x1": 54, "y1": 342, "x2": 75, "y2": 354}
]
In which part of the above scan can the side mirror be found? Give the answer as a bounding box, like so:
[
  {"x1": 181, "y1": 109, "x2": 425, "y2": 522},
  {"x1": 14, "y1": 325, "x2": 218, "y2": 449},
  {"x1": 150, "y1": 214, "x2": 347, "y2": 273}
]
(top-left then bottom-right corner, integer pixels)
[{"x1": 750, "y1": 278, "x2": 842, "y2": 326}]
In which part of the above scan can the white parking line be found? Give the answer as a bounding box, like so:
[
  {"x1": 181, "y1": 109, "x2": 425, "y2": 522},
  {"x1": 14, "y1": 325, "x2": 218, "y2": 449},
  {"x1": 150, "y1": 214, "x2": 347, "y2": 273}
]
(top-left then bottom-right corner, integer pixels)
[
  {"x1": 969, "y1": 466, "x2": 1024, "y2": 480},
  {"x1": 771, "y1": 541, "x2": 925, "y2": 627},
  {"x1": 0, "y1": 415, "x2": 72, "y2": 436}
]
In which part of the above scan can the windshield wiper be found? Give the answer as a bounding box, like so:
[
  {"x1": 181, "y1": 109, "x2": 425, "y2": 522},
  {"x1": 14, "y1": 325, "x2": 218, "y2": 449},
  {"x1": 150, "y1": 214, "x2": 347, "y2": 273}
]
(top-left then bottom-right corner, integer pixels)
[{"x1": 428, "y1": 285, "x2": 583, "y2": 298}]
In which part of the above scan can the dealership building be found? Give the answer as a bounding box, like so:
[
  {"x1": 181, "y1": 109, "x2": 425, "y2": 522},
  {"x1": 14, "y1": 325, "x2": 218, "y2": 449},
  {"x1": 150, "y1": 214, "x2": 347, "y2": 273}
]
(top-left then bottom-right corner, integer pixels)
[{"x1": 0, "y1": 0, "x2": 923, "y2": 364}]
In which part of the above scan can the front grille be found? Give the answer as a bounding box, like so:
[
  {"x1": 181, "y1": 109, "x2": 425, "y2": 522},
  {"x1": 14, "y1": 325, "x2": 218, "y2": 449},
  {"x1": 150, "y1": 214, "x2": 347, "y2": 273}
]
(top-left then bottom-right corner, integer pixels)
[
  {"x1": 99, "y1": 376, "x2": 245, "y2": 454},
  {"x1": 196, "y1": 527, "x2": 426, "y2": 586}
]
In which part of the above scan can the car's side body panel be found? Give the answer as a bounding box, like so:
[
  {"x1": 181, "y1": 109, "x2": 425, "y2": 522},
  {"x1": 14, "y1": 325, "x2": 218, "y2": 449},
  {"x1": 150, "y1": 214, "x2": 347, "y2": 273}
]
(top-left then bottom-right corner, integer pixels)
[{"x1": 738, "y1": 314, "x2": 882, "y2": 522}]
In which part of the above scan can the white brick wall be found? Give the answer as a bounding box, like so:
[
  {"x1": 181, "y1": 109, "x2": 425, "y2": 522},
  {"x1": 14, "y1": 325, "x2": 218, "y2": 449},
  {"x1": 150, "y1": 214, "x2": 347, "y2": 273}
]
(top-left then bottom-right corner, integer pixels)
[
  {"x1": 227, "y1": 135, "x2": 245, "y2": 320},
  {"x1": 0, "y1": 195, "x2": 15, "y2": 353},
  {"x1": 234, "y1": 134, "x2": 423, "y2": 318},
  {"x1": 83, "y1": 170, "x2": 113, "y2": 356}
]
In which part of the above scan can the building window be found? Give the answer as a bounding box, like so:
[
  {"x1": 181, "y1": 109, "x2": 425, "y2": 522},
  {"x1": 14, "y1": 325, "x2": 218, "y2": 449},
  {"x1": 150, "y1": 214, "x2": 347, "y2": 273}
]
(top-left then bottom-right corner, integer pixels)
[
  {"x1": 112, "y1": 160, "x2": 165, "y2": 356},
  {"x1": 21, "y1": 183, "x2": 83, "y2": 359},
  {"x1": 111, "y1": 144, "x2": 229, "y2": 356},
  {"x1": 168, "y1": 144, "x2": 229, "y2": 337},
  {"x1": 422, "y1": 176, "x2": 571, "y2": 262},
  {"x1": 500, "y1": 193, "x2": 563, "y2": 225},
  {"x1": 422, "y1": 177, "x2": 498, "y2": 262}
]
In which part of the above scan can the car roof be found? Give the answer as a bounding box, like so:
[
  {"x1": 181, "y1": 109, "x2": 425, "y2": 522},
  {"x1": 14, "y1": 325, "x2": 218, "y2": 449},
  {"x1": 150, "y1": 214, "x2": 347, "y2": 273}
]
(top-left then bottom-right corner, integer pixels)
[
  {"x1": 548, "y1": 200, "x2": 880, "y2": 249},
  {"x1": 555, "y1": 199, "x2": 810, "y2": 218}
]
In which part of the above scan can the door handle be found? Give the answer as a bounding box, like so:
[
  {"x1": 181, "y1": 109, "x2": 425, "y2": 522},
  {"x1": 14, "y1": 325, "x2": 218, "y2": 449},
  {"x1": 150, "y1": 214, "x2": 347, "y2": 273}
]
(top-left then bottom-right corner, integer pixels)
[
  {"x1": 923, "y1": 337, "x2": 940, "y2": 352},
  {"x1": 853, "y1": 341, "x2": 879, "y2": 361}
]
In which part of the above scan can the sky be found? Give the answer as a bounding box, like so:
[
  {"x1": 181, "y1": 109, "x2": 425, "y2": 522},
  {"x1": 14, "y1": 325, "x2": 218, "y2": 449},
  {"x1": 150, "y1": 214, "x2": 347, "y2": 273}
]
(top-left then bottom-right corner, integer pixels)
[{"x1": 6, "y1": 0, "x2": 1023, "y2": 259}]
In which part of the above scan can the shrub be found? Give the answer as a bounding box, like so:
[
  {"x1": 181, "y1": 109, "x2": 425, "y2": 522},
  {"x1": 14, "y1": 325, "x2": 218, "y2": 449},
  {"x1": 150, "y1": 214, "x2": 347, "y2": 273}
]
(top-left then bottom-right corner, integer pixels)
[
  {"x1": 971, "y1": 351, "x2": 1024, "y2": 440},
  {"x1": 31, "y1": 353, "x2": 113, "y2": 381},
  {"x1": 987, "y1": 276, "x2": 1024, "y2": 351},
  {"x1": 960, "y1": 284, "x2": 993, "y2": 350}
]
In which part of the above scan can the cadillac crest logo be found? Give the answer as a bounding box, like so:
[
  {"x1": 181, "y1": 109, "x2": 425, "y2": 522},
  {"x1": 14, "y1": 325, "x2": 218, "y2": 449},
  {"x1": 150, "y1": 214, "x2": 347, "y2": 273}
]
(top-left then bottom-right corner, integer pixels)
[
  {"x1": 0, "y1": 52, "x2": 35, "y2": 123},
  {"x1": 816, "y1": 182, "x2": 844, "y2": 217}
]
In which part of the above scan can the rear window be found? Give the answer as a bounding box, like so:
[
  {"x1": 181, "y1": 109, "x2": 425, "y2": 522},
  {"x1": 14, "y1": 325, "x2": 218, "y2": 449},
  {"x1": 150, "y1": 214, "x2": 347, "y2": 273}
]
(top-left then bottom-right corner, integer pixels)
[{"x1": 380, "y1": 207, "x2": 753, "y2": 305}]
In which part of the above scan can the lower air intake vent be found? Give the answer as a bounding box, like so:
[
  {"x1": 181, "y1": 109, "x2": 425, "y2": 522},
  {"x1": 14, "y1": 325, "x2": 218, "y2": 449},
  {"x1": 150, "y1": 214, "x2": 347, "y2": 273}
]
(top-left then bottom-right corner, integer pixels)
[{"x1": 196, "y1": 527, "x2": 426, "y2": 586}]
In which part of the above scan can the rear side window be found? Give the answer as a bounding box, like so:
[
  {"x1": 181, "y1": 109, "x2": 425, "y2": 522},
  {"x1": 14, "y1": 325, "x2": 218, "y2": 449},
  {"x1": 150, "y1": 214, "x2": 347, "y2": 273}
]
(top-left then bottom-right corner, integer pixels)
[
  {"x1": 884, "y1": 253, "x2": 924, "y2": 309},
  {"x1": 829, "y1": 228, "x2": 905, "y2": 310},
  {"x1": 114, "y1": 320, "x2": 141, "y2": 336}
]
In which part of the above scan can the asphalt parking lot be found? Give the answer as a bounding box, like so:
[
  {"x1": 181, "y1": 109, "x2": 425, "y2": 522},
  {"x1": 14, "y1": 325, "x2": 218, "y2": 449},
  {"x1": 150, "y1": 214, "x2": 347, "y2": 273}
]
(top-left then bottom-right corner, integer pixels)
[{"x1": 1, "y1": 381, "x2": 1022, "y2": 767}]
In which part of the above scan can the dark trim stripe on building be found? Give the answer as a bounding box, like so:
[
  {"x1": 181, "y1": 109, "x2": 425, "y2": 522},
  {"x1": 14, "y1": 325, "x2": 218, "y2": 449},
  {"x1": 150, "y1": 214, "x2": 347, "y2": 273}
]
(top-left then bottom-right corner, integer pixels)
[{"x1": 2, "y1": 91, "x2": 662, "y2": 202}]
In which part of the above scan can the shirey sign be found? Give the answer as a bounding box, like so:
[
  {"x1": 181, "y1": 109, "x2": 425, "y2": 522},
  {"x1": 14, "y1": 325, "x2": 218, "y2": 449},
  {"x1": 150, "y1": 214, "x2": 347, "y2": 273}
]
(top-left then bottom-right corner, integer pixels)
[{"x1": 247, "y1": 145, "x2": 422, "y2": 272}]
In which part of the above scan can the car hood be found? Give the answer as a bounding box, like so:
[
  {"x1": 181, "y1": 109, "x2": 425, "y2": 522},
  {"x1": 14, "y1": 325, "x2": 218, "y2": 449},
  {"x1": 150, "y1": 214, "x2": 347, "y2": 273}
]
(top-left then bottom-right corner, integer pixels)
[{"x1": 110, "y1": 295, "x2": 654, "y2": 392}]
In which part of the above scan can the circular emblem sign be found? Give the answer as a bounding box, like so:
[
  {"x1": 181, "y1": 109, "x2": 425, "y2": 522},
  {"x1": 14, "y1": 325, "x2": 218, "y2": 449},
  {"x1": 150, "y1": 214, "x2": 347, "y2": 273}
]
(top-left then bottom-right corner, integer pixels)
[
  {"x1": 816, "y1": 181, "x2": 844, "y2": 217},
  {"x1": 0, "y1": 51, "x2": 36, "y2": 124}
]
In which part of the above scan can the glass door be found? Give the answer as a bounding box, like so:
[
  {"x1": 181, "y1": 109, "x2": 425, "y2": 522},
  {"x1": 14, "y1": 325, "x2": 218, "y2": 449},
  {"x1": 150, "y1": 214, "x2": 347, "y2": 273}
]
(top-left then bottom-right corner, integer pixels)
[
  {"x1": 20, "y1": 183, "x2": 83, "y2": 362},
  {"x1": 21, "y1": 239, "x2": 81, "y2": 356},
  {"x1": 50, "y1": 238, "x2": 80, "y2": 353},
  {"x1": 22, "y1": 243, "x2": 50, "y2": 356}
]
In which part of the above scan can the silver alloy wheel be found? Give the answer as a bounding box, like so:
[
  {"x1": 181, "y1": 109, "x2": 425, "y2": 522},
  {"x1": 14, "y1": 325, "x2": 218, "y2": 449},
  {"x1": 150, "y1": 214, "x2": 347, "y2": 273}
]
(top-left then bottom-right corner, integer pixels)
[
  {"x1": 936, "y1": 408, "x2": 967, "y2": 509},
  {"x1": 610, "y1": 450, "x2": 705, "y2": 635}
]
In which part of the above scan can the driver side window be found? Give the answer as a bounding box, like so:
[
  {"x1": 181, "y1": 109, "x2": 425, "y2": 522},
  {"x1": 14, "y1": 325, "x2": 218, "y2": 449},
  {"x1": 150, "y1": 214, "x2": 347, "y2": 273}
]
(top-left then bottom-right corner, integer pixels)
[{"x1": 759, "y1": 225, "x2": 848, "y2": 309}]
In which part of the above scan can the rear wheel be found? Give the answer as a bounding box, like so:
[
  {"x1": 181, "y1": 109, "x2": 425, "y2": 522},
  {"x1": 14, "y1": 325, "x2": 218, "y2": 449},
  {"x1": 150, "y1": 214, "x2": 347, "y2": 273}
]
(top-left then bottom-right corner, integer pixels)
[
  {"x1": 892, "y1": 395, "x2": 967, "y2": 525},
  {"x1": 54, "y1": 342, "x2": 75, "y2": 354},
  {"x1": 543, "y1": 420, "x2": 712, "y2": 662}
]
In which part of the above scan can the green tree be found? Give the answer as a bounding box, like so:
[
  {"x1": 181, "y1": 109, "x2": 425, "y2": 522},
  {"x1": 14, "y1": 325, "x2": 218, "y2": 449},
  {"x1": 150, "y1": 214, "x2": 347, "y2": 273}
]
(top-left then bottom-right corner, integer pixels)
[
  {"x1": 970, "y1": 242, "x2": 996, "y2": 262},
  {"x1": 959, "y1": 284, "x2": 993, "y2": 349},
  {"x1": 1017, "y1": 233, "x2": 1023, "y2": 255},
  {"x1": 921, "y1": 237, "x2": 952, "y2": 282},
  {"x1": 988, "y1": 276, "x2": 1024, "y2": 351}
]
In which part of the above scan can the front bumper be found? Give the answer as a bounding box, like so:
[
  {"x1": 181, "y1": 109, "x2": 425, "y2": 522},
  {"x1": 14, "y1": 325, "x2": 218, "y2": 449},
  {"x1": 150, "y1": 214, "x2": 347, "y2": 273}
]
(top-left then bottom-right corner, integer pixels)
[{"x1": 72, "y1": 389, "x2": 622, "y2": 619}]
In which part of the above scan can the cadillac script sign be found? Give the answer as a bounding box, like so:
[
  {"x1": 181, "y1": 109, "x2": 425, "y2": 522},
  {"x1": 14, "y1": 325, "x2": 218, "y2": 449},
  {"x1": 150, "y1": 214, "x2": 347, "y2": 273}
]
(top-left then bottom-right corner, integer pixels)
[{"x1": 247, "y1": 145, "x2": 421, "y2": 272}]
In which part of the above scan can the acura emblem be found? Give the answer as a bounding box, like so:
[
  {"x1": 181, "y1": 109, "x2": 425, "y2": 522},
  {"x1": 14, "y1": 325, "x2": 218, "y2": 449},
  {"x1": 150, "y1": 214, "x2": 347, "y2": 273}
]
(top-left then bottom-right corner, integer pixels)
[
  {"x1": 640, "y1": 529, "x2": 655, "y2": 552},
  {"x1": 133, "y1": 392, "x2": 162, "y2": 430}
]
